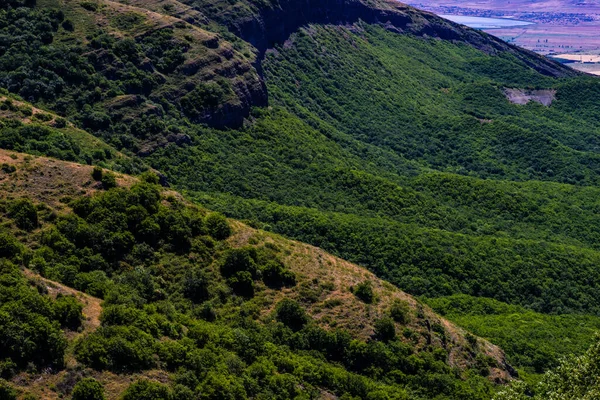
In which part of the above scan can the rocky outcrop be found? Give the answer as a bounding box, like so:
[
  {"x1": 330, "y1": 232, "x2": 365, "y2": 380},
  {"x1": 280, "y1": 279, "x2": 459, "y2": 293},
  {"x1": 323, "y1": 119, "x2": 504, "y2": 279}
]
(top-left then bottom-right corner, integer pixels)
[{"x1": 185, "y1": 0, "x2": 576, "y2": 78}]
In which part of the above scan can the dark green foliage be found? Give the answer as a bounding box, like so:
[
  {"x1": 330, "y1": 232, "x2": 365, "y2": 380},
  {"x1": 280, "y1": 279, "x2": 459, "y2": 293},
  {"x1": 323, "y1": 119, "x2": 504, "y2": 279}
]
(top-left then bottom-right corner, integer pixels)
[
  {"x1": 261, "y1": 259, "x2": 296, "y2": 288},
  {"x1": 1, "y1": 163, "x2": 15, "y2": 173},
  {"x1": 71, "y1": 378, "x2": 105, "y2": 400},
  {"x1": 353, "y1": 281, "x2": 374, "y2": 304},
  {"x1": 75, "y1": 326, "x2": 156, "y2": 372},
  {"x1": 389, "y1": 300, "x2": 410, "y2": 324},
  {"x1": 100, "y1": 171, "x2": 117, "y2": 189},
  {"x1": 220, "y1": 247, "x2": 259, "y2": 278},
  {"x1": 122, "y1": 380, "x2": 172, "y2": 400},
  {"x1": 205, "y1": 212, "x2": 231, "y2": 240},
  {"x1": 180, "y1": 81, "x2": 230, "y2": 119},
  {"x1": 0, "y1": 121, "x2": 118, "y2": 168},
  {"x1": 0, "y1": 380, "x2": 16, "y2": 400},
  {"x1": 8, "y1": 198, "x2": 38, "y2": 231},
  {"x1": 426, "y1": 295, "x2": 600, "y2": 374},
  {"x1": 183, "y1": 267, "x2": 211, "y2": 303},
  {"x1": 0, "y1": 261, "x2": 67, "y2": 371},
  {"x1": 92, "y1": 166, "x2": 103, "y2": 181},
  {"x1": 52, "y1": 294, "x2": 83, "y2": 330},
  {"x1": 0, "y1": 232, "x2": 20, "y2": 259},
  {"x1": 275, "y1": 299, "x2": 308, "y2": 331},
  {"x1": 373, "y1": 317, "x2": 396, "y2": 342},
  {"x1": 227, "y1": 270, "x2": 254, "y2": 297}
]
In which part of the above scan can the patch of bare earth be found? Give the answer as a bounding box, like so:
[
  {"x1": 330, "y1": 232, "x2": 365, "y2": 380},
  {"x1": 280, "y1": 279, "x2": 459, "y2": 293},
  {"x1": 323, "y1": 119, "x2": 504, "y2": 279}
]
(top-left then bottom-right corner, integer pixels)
[
  {"x1": 0, "y1": 150, "x2": 137, "y2": 212},
  {"x1": 504, "y1": 88, "x2": 556, "y2": 106}
]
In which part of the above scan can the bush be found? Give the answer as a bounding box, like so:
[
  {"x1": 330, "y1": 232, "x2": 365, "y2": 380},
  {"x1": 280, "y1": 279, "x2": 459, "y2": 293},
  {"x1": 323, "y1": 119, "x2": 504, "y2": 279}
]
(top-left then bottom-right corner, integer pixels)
[
  {"x1": 0, "y1": 233, "x2": 21, "y2": 260},
  {"x1": 8, "y1": 199, "x2": 38, "y2": 231},
  {"x1": 122, "y1": 380, "x2": 172, "y2": 400},
  {"x1": 205, "y1": 213, "x2": 231, "y2": 240},
  {"x1": 53, "y1": 294, "x2": 83, "y2": 330},
  {"x1": 0, "y1": 380, "x2": 16, "y2": 400},
  {"x1": 183, "y1": 267, "x2": 211, "y2": 303},
  {"x1": 101, "y1": 172, "x2": 117, "y2": 189},
  {"x1": 275, "y1": 299, "x2": 308, "y2": 331},
  {"x1": 220, "y1": 247, "x2": 258, "y2": 278},
  {"x1": 72, "y1": 378, "x2": 105, "y2": 400},
  {"x1": 75, "y1": 326, "x2": 155, "y2": 372},
  {"x1": 373, "y1": 317, "x2": 396, "y2": 342},
  {"x1": 389, "y1": 299, "x2": 411, "y2": 324},
  {"x1": 262, "y1": 260, "x2": 296, "y2": 289},
  {"x1": 353, "y1": 281, "x2": 375, "y2": 304},
  {"x1": 227, "y1": 271, "x2": 254, "y2": 297},
  {"x1": 92, "y1": 166, "x2": 103, "y2": 181}
]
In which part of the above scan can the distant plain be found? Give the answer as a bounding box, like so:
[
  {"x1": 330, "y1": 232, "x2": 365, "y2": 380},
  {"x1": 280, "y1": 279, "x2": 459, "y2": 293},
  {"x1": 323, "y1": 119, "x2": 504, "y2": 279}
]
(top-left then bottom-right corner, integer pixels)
[{"x1": 408, "y1": 0, "x2": 600, "y2": 73}]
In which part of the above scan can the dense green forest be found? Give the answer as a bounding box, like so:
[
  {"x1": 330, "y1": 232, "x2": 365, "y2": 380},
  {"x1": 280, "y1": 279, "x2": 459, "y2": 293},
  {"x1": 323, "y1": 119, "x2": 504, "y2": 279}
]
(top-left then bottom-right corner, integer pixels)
[{"x1": 2, "y1": 0, "x2": 600, "y2": 397}]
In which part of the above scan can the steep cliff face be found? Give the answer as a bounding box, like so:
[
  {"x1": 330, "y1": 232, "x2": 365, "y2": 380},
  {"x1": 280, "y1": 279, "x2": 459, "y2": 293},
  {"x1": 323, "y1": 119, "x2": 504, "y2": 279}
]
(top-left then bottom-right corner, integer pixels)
[{"x1": 183, "y1": 0, "x2": 576, "y2": 78}]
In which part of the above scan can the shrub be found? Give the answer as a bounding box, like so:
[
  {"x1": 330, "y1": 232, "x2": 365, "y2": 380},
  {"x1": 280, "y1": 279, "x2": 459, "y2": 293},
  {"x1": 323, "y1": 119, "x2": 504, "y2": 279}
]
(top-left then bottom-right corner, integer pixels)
[
  {"x1": 227, "y1": 271, "x2": 254, "y2": 297},
  {"x1": 53, "y1": 294, "x2": 83, "y2": 330},
  {"x1": 262, "y1": 260, "x2": 296, "y2": 289},
  {"x1": 122, "y1": 380, "x2": 172, "y2": 400},
  {"x1": 0, "y1": 233, "x2": 22, "y2": 260},
  {"x1": 72, "y1": 378, "x2": 105, "y2": 400},
  {"x1": 220, "y1": 247, "x2": 258, "y2": 278},
  {"x1": 101, "y1": 172, "x2": 117, "y2": 189},
  {"x1": 373, "y1": 317, "x2": 396, "y2": 342},
  {"x1": 275, "y1": 299, "x2": 308, "y2": 331},
  {"x1": 75, "y1": 326, "x2": 155, "y2": 372},
  {"x1": 92, "y1": 166, "x2": 103, "y2": 181},
  {"x1": 353, "y1": 281, "x2": 375, "y2": 304},
  {"x1": 183, "y1": 267, "x2": 211, "y2": 303},
  {"x1": 0, "y1": 380, "x2": 16, "y2": 400},
  {"x1": 389, "y1": 299, "x2": 411, "y2": 324},
  {"x1": 205, "y1": 213, "x2": 231, "y2": 240},
  {"x1": 8, "y1": 199, "x2": 38, "y2": 231}
]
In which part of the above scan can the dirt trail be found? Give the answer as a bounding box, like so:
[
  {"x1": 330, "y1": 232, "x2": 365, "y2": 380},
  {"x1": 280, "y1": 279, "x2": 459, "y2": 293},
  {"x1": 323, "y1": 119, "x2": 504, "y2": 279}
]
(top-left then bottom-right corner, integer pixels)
[{"x1": 23, "y1": 269, "x2": 102, "y2": 336}]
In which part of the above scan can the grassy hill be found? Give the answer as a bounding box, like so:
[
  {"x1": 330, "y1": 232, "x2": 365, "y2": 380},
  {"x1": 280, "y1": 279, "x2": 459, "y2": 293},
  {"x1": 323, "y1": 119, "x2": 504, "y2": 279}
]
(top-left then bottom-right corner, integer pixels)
[{"x1": 2, "y1": 0, "x2": 600, "y2": 397}]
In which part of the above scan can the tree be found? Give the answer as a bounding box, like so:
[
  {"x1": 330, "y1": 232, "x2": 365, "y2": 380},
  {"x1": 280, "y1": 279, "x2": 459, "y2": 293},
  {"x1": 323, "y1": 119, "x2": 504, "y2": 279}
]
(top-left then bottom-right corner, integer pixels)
[
  {"x1": 122, "y1": 380, "x2": 172, "y2": 400},
  {"x1": 275, "y1": 299, "x2": 308, "y2": 331},
  {"x1": 9, "y1": 198, "x2": 38, "y2": 231},
  {"x1": 389, "y1": 299, "x2": 411, "y2": 324},
  {"x1": 205, "y1": 213, "x2": 231, "y2": 240},
  {"x1": 92, "y1": 166, "x2": 103, "y2": 181},
  {"x1": 495, "y1": 334, "x2": 600, "y2": 400},
  {"x1": 53, "y1": 294, "x2": 83, "y2": 330},
  {"x1": 373, "y1": 317, "x2": 396, "y2": 342},
  {"x1": 101, "y1": 172, "x2": 117, "y2": 189},
  {"x1": 353, "y1": 281, "x2": 375, "y2": 304},
  {"x1": 72, "y1": 378, "x2": 105, "y2": 400}
]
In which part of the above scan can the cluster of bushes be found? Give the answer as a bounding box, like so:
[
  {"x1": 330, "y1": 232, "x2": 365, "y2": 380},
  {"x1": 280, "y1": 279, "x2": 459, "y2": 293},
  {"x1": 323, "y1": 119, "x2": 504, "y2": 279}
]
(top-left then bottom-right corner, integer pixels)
[
  {"x1": 0, "y1": 258, "x2": 82, "y2": 376},
  {"x1": 0, "y1": 120, "x2": 112, "y2": 164},
  {"x1": 219, "y1": 246, "x2": 296, "y2": 297},
  {"x1": 71, "y1": 293, "x2": 493, "y2": 399}
]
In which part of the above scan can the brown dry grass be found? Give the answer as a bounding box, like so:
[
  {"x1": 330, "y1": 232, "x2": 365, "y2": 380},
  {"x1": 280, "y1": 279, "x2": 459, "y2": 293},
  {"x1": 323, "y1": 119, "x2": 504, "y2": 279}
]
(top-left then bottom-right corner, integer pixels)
[
  {"x1": 0, "y1": 150, "x2": 136, "y2": 212},
  {"x1": 22, "y1": 269, "x2": 102, "y2": 343},
  {"x1": 228, "y1": 221, "x2": 514, "y2": 382}
]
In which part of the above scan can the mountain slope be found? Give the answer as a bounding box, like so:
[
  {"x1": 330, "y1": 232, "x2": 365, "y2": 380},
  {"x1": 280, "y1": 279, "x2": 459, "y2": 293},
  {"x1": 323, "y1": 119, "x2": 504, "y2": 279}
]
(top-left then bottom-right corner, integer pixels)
[
  {"x1": 3, "y1": 0, "x2": 600, "y2": 393},
  {"x1": 0, "y1": 151, "x2": 512, "y2": 399}
]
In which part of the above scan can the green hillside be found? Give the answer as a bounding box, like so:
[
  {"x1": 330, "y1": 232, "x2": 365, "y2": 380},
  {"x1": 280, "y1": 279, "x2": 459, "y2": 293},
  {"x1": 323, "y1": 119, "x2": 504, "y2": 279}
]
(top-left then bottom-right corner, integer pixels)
[{"x1": 1, "y1": 0, "x2": 600, "y2": 397}]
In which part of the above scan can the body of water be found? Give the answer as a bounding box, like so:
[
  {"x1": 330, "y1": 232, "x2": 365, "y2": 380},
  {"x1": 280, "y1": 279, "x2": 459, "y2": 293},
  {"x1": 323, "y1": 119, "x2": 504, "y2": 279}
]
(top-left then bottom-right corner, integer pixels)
[{"x1": 440, "y1": 15, "x2": 534, "y2": 29}]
